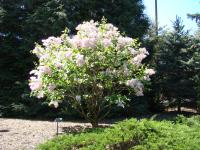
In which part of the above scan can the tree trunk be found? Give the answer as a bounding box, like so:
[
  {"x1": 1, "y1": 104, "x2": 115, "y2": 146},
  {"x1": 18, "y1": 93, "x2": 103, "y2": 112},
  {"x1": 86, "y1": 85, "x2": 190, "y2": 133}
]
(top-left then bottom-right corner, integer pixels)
[
  {"x1": 91, "y1": 120, "x2": 99, "y2": 128},
  {"x1": 177, "y1": 99, "x2": 181, "y2": 113}
]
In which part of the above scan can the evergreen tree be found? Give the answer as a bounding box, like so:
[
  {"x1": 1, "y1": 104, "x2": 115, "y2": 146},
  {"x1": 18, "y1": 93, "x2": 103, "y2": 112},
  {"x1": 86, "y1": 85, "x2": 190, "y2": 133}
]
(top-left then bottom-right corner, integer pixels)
[
  {"x1": 147, "y1": 17, "x2": 196, "y2": 112},
  {"x1": 188, "y1": 9, "x2": 200, "y2": 112}
]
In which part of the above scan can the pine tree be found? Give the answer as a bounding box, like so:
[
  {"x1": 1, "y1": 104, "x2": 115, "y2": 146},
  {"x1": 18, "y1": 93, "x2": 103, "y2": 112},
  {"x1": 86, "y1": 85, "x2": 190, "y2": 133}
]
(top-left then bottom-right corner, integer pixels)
[{"x1": 152, "y1": 17, "x2": 196, "y2": 112}]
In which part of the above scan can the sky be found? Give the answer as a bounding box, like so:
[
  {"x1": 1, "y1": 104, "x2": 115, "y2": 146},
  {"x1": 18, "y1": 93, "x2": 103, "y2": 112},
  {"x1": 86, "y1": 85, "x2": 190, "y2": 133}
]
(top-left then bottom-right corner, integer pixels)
[{"x1": 143, "y1": 0, "x2": 200, "y2": 33}]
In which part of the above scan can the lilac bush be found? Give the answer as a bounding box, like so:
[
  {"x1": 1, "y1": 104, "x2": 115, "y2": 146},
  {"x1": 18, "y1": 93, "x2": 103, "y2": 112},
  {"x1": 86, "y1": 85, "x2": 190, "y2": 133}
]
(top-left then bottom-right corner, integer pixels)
[{"x1": 29, "y1": 20, "x2": 155, "y2": 127}]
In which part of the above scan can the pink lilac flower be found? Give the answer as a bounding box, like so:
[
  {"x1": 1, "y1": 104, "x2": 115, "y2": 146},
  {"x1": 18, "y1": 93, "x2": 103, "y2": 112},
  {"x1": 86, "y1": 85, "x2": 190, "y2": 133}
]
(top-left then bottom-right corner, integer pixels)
[
  {"x1": 76, "y1": 54, "x2": 85, "y2": 67},
  {"x1": 123, "y1": 63, "x2": 129, "y2": 76},
  {"x1": 38, "y1": 66, "x2": 52, "y2": 75},
  {"x1": 117, "y1": 37, "x2": 133, "y2": 48},
  {"x1": 144, "y1": 69, "x2": 155, "y2": 76},
  {"x1": 32, "y1": 47, "x2": 44, "y2": 58},
  {"x1": 69, "y1": 36, "x2": 82, "y2": 48},
  {"x1": 76, "y1": 20, "x2": 98, "y2": 33},
  {"x1": 126, "y1": 79, "x2": 144, "y2": 96},
  {"x1": 131, "y1": 53, "x2": 147, "y2": 66},
  {"x1": 40, "y1": 54, "x2": 49, "y2": 60},
  {"x1": 37, "y1": 91, "x2": 44, "y2": 99},
  {"x1": 54, "y1": 60, "x2": 63, "y2": 68},
  {"x1": 81, "y1": 38, "x2": 95, "y2": 48},
  {"x1": 29, "y1": 70, "x2": 38, "y2": 75},
  {"x1": 42, "y1": 37, "x2": 62, "y2": 47},
  {"x1": 102, "y1": 38, "x2": 112, "y2": 47},
  {"x1": 139, "y1": 48, "x2": 149, "y2": 55},
  {"x1": 49, "y1": 101, "x2": 59, "y2": 108},
  {"x1": 65, "y1": 50, "x2": 73, "y2": 59},
  {"x1": 29, "y1": 77, "x2": 42, "y2": 91},
  {"x1": 128, "y1": 48, "x2": 137, "y2": 55}
]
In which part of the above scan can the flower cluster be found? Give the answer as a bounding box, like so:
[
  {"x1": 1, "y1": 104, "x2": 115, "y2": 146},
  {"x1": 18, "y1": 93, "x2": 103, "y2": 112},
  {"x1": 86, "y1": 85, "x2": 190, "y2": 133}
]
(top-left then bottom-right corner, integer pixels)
[
  {"x1": 126, "y1": 79, "x2": 144, "y2": 96},
  {"x1": 29, "y1": 20, "x2": 155, "y2": 109}
]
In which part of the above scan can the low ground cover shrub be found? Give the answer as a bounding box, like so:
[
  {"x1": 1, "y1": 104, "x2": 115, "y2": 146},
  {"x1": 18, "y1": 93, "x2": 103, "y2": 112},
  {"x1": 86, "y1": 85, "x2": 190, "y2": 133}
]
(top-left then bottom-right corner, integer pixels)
[{"x1": 38, "y1": 116, "x2": 200, "y2": 150}]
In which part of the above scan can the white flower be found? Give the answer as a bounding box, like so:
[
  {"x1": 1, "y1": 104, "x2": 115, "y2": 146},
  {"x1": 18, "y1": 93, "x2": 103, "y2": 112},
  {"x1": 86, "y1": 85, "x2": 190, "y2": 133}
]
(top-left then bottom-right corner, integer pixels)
[
  {"x1": 126, "y1": 79, "x2": 144, "y2": 96},
  {"x1": 56, "y1": 51, "x2": 64, "y2": 58},
  {"x1": 49, "y1": 101, "x2": 59, "y2": 108},
  {"x1": 65, "y1": 50, "x2": 73, "y2": 59},
  {"x1": 102, "y1": 38, "x2": 112, "y2": 47},
  {"x1": 29, "y1": 77, "x2": 42, "y2": 91},
  {"x1": 143, "y1": 75, "x2": 151, "y2": 81},
  {"x1": 131, "y1": 53, "x2": 147, "y2": 66},
  {"x1": 76, "y1": 20, "x2": 98, "y2": 33},
  {"x1": 135, "y1": 90, "x2": 144, "y2": 96},
  {"x1": 81, "y1": 38, "x2": 96, "y2": 48},
  {"x1": 144, "y1": 69, "x2": 155, "y2": 76},
  {"x1": 76, "y1": 54, "x2": 85, "y2": 67},
  {"x1": 48, "y1": 84, "x2": 56, "y2": 92},
  {"x1": 123, "y1": 63, "x2": 129, "y2": 76},
  {"x1": 75, "y1": 95, "x2": 81, "y2": 102},
  {"x1": 29, "y1": 70, "x2": 38, "y2": 75},
  {"x1": 54, "y1": 60, "x2": 63, "y2": 68},
  {"x1": 128, "y1": 48, "x2": 137, "y2": 55},
  {"x1": 69, "y1": 36, "x2": 82, "y2": 48},
  {"x1": 139, "y1": 48, "x2": 149, "y2": 55},
  {"x1": 117, "y1": 101, "x2": 125, "y2": 108},
  {"x1": 37, "y1": 91, "x2": 44, "y2": 99},
  {"x1": 38, "y1": 66, "x2": 52, "y2": 75},
  {"x1": 42, "y1": 37, "x2": 62, "y2": 47},
  {"x1": 32, "y1": 47, "x2": 44, "y2": 58},
  {"x1": 126, "y1": 79, "x2": 138, "y2": 88},
  {"x1": 105, "y1": 23, "x2": 118, "y2": 31},
  {"x1": 117, "y1": 37, "x2": 133, "y2": 47},
  {"x1": 40, "y1": 54, "x2": 49, "y2": 60}
]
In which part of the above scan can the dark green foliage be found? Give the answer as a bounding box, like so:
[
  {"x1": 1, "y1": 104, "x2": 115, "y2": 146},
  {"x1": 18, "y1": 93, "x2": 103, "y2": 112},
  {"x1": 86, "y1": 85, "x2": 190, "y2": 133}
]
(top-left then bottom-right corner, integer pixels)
[
  {"x1": 0, "y1": 0, "x2": 149, "y2": 117},
  {"x1": 187, "y1": 13, "x2": 200, "y2": 26},
  {"x1": 0, "y1": 0, "x2": 35, "y2": 116},
  {"x1": 187, "y1": 10, "x2": 200, "y2": 113},
  {"x1": 189, "y1": 37, "x2": 200, "y2": 112},
  {"x1": 38, "y1": 116, "x2": 200, "y2": 150},
  {"x1": 26, "y1": 0, "x2": 149, "y2": 39},
  {"x1": 144, "y1": 17, "x2": 198, "y2": 112}
]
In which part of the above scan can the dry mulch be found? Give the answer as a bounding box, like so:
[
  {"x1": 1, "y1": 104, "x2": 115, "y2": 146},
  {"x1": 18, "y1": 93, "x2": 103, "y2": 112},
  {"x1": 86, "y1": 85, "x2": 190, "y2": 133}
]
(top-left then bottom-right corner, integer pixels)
[{"x1": 0, "y1": 118, "x2": 100, "y2": 150}]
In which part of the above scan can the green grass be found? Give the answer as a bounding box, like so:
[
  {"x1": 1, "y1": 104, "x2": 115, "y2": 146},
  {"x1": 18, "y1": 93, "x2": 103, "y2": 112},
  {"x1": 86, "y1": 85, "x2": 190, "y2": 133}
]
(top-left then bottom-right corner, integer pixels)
[{"x1": 38, "y1": 115, "x2": 200, "y2": 150}]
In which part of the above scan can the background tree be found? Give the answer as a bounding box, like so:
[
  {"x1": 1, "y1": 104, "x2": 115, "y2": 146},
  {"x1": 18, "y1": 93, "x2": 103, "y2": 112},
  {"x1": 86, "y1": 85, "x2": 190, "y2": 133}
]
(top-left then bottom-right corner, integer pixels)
[
  {"x1": 145, "y1": 17, "x2": 197, "y2": 112},
  {"x1": 188, "y1": 9, "x2": 200, "y2": 112}
]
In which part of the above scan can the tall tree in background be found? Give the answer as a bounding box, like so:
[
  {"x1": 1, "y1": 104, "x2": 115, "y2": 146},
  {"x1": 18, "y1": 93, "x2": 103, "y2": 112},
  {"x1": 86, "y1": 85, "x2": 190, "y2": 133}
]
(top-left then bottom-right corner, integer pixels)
[
  {"x1": 146, "y1": 17, "x2": 196, "y2": 112},
  {"x1": 0, "y1": 0, "x2": 149, "y2": 116},
  {"x1": 188, "y1": 8, "x2": 200, "y2": 112},
  {"x1": 25, "y1": 0, "x2": 149, "y2": 42},
  {"x1": 0, "y1": 0, "x2": 35, "y2": 116}
]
